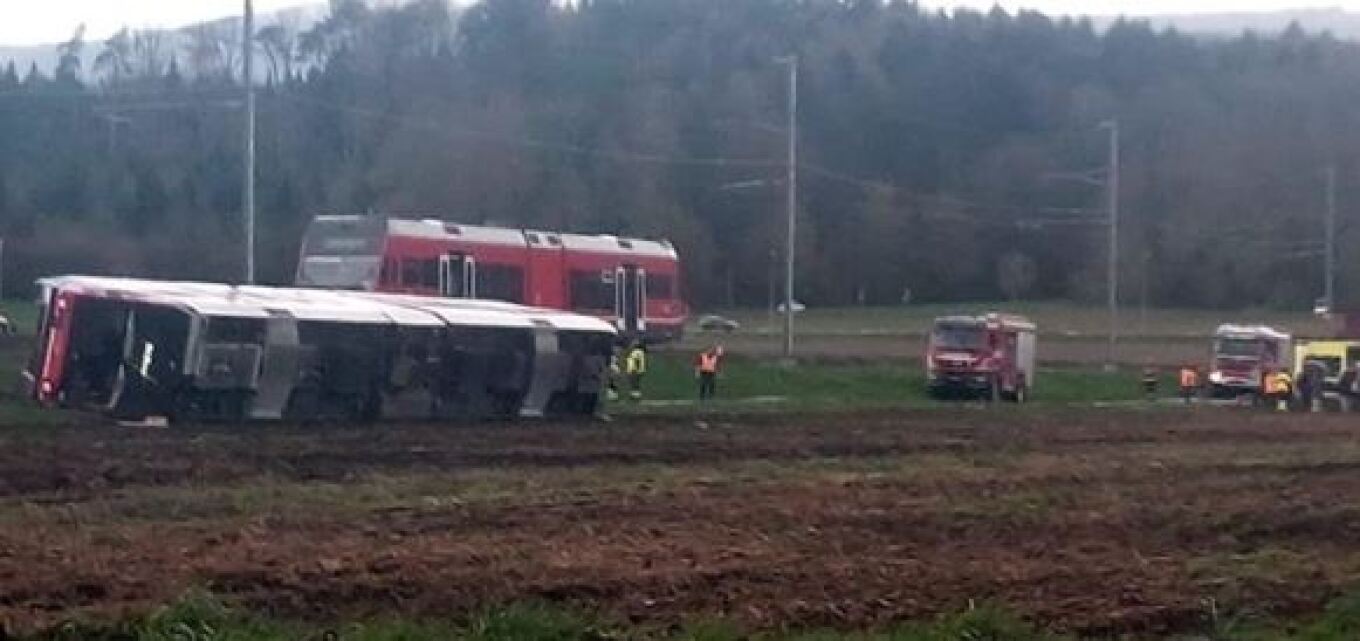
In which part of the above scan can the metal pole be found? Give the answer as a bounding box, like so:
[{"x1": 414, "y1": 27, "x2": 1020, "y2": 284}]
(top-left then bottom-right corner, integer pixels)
[
  {"x1": 1326, "y1": 164, "x2": 1337, "y2": 310},
  {"x1": 243, "y1": 0, "x2": 256, "y2": 285},
  {"x1": 1103, "y1": 119, "x2": 1120, "y2": 371},
  {"x1": 778, "y1": 55, "x2": 798, "y2": 359}
]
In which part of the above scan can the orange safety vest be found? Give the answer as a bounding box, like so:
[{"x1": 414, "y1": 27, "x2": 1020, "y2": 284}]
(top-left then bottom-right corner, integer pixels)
[
  {"x1": 1179, "y1": 368, "x2": 1198, "y2": 388},
  {"x1": 697, "y1": 351, "x2": 720, "y2": 374},
  {"x1": 1265, "y1": 372, "x2": 1292, "y2": 395}
]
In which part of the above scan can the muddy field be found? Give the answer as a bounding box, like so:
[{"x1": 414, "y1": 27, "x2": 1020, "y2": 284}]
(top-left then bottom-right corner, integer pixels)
[{"x1": 2, "y1": 409, "x2": 1360, "y2": 636}]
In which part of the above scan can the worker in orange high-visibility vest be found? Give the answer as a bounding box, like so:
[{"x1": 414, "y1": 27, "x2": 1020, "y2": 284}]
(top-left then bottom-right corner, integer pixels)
[
  {"x1": 1178, "y1": 365, "x2": 1200, "y2": 404},
  {"x1": 695, "y1": 344, "x2": 724, "y2": 401},
  {"x1": 1263, "y1": 368, "x2": 1293, "y2": 412}
]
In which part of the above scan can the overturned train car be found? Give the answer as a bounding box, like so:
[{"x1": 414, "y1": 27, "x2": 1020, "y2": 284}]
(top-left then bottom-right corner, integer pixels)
[{"x1": 24, "y1": 276, "x2": 616, "y2": 423}]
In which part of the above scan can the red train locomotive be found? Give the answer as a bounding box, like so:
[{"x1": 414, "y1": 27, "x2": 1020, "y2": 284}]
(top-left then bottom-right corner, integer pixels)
[{"x1": 296, "y1": 215, "x2": 686, "y2": 343}]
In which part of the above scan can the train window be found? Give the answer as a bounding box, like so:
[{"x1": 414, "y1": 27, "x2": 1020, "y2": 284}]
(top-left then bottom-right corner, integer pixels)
[
  {"x1": 646, "y1": 274, "x2": 675, "y2": 299},
  {"x1": 570, "y1": 270, "x2": 614, "y2": 310},
  {"x1": 478, "y1": 264, "x2": 525, "y2": 303},
  {"x1": 205, "y1": 317, "x2": 265, "y2": 343},
  {"x1": 526, "y1": 233, "x2": 540, "y2": 244},
  {"x1": 401, "y1": 259, "x2": 439, "y2": 288},
  {"x1": 547, "y1": 236, "x2": 562, "y2": 246}
]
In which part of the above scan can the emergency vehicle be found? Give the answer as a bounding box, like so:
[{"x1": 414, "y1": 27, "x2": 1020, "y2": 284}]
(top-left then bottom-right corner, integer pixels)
[
  {"x1": 925, "y1": 313, "x2": 1037, "y2": 402},
  {"x1": 1207, "y1": 324, "x2": 1292, "y2": 398},
  {"x1": 24, "y1": 276, "x2": 616, "y2": 424},
  {"x1": 295, "y1": 215, "x2": 686, "y2": 343}
]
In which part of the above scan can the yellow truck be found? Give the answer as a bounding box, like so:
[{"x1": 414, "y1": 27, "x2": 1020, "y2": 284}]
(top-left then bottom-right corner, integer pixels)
[{"x1": 1293, "y1": 339, "x2": 1360, "y2": 409}]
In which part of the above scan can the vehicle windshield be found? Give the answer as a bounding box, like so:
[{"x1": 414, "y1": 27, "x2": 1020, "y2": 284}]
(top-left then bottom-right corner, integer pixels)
[
  {"x1": 297, "y1": 255, "x2": 381, "y2": 289},
  {"x1": 1304, "y1": 357, "x2": 1341, "y2": 377},
  {"x1": 300, "y1": 217, "x2": 383, "y2": 257},
  {"x1": 297, "y1": 217, "x2": 384, "y2": 289},
  {"x1": 932, "y1": 325, "x2": 986, "y2": 349},
  {"x1": 1215, "y1": 338, "x2": 1263, "y2": 358}
]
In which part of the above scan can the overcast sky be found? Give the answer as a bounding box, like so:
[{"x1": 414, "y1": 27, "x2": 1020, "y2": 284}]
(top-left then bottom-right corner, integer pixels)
[
  {"x1": 3, "y1": 1, "x2": 1360, "y2": 45},
  {"x1": 927, "y1": 1, "x2": 1360, "y2": 14},
  {"x1": 0, "y1": 1, "x2": 316, "y2": 46}
]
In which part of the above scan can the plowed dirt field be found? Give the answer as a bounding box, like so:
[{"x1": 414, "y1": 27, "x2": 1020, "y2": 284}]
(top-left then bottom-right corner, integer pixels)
[{"x1": 1, "y1": 409, "x2": 1359, "y2": 636}]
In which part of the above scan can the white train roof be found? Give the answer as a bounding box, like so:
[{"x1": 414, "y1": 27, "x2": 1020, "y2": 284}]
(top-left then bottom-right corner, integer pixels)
[
  {"x1": 386, "y1": 218, "x2": 529, "y2": 247},
  {"x1": 39, "y1": 276, "x2": 616, "y2": 334},
  {"x1": 1214, "y1": 324, "x2": 1291, "y2": 340},
  {"x1": 554, "y1": 232, "x2": 677, "y2": 259},
  {"x1": 315, "y1": 214, "x2": 677, "y2": 259}
]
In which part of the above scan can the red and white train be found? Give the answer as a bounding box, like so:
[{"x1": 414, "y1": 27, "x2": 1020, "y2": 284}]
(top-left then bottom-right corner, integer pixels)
[{"x1": 295, "y1": 215, "x2": 687, "y2": 343}]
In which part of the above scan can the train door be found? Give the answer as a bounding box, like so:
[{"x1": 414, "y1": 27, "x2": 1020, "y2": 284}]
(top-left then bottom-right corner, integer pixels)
[
  {"x1": 439, "y1": 253, "x2": 477, "y2": 298},
  {"x1": 614, "y1": 265, "x2": 647, "y2": 335}
]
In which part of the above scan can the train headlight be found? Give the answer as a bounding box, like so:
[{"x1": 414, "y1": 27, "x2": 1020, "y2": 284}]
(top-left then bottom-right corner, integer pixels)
[{"x1": 1209, "y1": 370, "x2": 1225, "y2": 385}]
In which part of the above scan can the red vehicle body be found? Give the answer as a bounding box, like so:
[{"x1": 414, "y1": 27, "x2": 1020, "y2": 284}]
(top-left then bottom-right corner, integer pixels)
[
  {"x1": 296, "y1": 215, "x2": 687, "y2": 342},
  {"x1": 925, "y1": 313, "x2": 1037, "y2": 402}
]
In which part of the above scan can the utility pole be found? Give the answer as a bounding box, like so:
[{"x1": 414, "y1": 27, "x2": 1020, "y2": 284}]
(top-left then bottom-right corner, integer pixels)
[
  {"x1": 1325, "y1": 164, "x2": 1337, "y2": 311},
  {"x1": 1101, "y1": 119, "x2": 1120, "y2": 371},
  {"x1": 242, "y1": 0, "x2": 257, "y2": 285},
  {"x1": 776, "y1": 55, "x2": 798, "y2": 359}
]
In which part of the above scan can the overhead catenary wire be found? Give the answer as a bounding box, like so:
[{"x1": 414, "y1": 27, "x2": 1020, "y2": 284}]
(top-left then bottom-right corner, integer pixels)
[
  {"x1": 280, "y1": 94, "x2": 786, "y2": 169},
  {"x1": 799, "y1": 161, "x2": 1105, "y2": 227}
]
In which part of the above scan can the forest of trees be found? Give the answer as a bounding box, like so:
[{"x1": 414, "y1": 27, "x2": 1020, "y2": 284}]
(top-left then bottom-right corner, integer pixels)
[{"x1": 3, "y1": 0, "x2": 1360, "y2": 310}]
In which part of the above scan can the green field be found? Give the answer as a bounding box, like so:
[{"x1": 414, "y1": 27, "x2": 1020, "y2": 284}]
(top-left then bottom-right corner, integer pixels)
[
  {"x1": 623, "y1": 352, "x2": 1165, "y2": 411},
  {"x1": 29, "y1": 585, "x2": 1360, "y2": 641}
]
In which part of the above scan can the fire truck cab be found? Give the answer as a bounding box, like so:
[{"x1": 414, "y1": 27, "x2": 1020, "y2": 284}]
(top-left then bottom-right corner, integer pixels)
[
  {"x1": 1208, "y1": 324, "x2": 1292, "y2": 397},
  {"x1": 926, "y1": 313, "x2": 1037, "y2": 402}
]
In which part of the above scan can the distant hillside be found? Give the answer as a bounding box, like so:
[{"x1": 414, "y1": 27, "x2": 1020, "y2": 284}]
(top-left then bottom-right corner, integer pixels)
[
  {"x1": 0, "y1": 3, "x2": 327, "y2": 76},
  {"x1": 1097, "y1": 7, "x2": 1360, "y2": 40}
]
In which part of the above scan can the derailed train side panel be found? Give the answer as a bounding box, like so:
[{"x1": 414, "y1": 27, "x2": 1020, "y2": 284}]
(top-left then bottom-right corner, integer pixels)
[{"x1": 25, "y1": 276, "x2": 616, "y2": 423}]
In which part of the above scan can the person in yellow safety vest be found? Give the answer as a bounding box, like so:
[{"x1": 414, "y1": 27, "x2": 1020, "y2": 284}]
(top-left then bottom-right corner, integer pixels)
[
  {"x1": 1178, "y1": 365, "x2": 1200, "y2": 405},
  {"x1": 1263, "y1": 368, "x2": 1293, "y2": 412},
  {"x1": 624, "y1": 342, "x2": 647, "y2": 401},
  {"x1": 695, "y1": 344, "x2": 725, "y2": 401}
]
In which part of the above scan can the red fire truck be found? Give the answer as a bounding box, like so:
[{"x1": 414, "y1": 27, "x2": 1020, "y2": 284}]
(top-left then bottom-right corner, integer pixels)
[
  {"x1": 925, "y1": 313, "x2": 1037, "y2": 402},
  {"x1": 1206, "y1": 324, "x2": 1292, "y2": 398},
  {"x1": 295, "y1": 215, "x2": 687, "y2": 342}
]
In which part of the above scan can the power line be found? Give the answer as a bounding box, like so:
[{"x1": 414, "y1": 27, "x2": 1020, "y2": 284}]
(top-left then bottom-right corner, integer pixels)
[
  {"x1": 279, "y1": 94, "x2": 785, "y2": 169},
  {"x1": 799, "y1": 161, "x2": 1105, "y2": 226}
]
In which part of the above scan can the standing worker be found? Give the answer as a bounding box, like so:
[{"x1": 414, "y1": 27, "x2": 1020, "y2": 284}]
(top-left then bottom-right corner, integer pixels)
[
  {"x1": 1340, "y1": 362, "x2": 1360, "y2": 412},
  {"x1": 1141, "y1": 367, "x2": 1160, "y2": 401},
  {"x1": 624, "y1": 341, "x2": 647, "y2": 401},
  {"x1": 1296, "y1": 361, "x2": 1322, "y2": 413},
  {"x1": 605, "y1": 348, "x2": 621, "y2": 402},
  {"x1": 1264, "y1": 368, "x2": 1293, "y2": 412},
  {"x1": 695, "y1": 344, "x2": 724, "y2": 401},
  {"x1": 1177, "y1": 365, "x2": 1199, "y2": 405}
]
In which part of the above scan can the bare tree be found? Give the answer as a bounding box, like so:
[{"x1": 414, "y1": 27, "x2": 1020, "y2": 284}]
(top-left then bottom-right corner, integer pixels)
[{"x1": 94, "y1": 28, "x2": 133, "y2": 86}]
